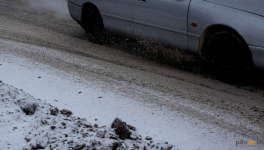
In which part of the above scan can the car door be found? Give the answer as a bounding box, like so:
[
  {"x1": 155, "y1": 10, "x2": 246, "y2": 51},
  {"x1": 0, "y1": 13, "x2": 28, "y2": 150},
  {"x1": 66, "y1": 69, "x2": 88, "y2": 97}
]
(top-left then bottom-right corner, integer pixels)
[
  {"x1": 133, "y1": 0, "x2": 191, "y2": 49},
  {"x1": 92, "y1": 0, "x2": 133, "y2": 34}
]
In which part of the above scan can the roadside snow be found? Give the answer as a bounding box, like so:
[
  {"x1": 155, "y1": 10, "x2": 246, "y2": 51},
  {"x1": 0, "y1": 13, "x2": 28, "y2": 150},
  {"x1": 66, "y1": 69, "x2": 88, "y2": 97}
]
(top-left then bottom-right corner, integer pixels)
[
  {"x1": 0, "y1": 39, "x2": 258, "y2": 150},
  {"x1": 0, "y1": 81, "x2": 173, "y2": 149}
]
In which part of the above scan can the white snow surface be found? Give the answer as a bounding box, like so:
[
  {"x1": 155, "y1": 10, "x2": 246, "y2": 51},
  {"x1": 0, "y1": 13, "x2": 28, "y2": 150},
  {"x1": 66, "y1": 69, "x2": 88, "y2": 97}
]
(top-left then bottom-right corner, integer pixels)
[
  {"x1": 0, "y1": 81, "x2": 173, "y2": 150},
  {"x1": 0, "y1": 39, "x2": 257, "y2": 150}
]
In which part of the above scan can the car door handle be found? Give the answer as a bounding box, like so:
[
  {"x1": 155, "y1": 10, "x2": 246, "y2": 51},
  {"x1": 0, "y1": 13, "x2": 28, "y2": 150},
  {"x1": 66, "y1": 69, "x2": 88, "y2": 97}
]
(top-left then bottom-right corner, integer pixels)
[{"x1": 138, "y1": 0, "x2": 147, "y2": 3}]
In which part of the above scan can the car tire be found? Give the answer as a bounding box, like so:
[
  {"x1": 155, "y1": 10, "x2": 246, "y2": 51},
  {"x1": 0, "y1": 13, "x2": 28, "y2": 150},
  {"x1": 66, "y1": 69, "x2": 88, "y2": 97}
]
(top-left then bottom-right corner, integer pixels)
[
  {"x1": 207, "y1": 31, "x2": 252, "y2": 80},
  {"x1": 83, "y1": 7, "x2": 106, "y2": 44}
]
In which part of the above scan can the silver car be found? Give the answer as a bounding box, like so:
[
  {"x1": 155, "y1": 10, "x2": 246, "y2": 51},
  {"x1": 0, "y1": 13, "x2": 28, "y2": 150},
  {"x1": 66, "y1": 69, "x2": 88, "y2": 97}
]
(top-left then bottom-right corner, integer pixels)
[{"x1": 68, "y1": 0, "x2": 264, "y2": 78}]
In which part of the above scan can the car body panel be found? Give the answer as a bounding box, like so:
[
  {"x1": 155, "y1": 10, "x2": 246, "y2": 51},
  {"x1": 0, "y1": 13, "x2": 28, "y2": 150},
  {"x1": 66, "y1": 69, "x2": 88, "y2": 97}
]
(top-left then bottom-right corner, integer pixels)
[
  {"x1": 68, "y1": 0, "x2": 264, "y2": 69},
  {"x1": 249, "y1": 45, "x2": 264, "y2": 68},
  {"x1": 189, "y1": 0, "x2": 264, "y2": 68},
  {"x1": 83, "y1": 0, "x2": 134, "y2": 34},
  {"x1": 68, "y1": 0, "x2": 83, "y2": 6},
  {"x1": 205, "y1": 0, "x2": 264, "y2": 17},
  {"x1": 133, "y1": 0, "x2": 190, "y2": 49},
  {"x1": 189, "y1": 0, "x2": 264, "y2": 48},
  {"x1": 187, "y1": 32, "x2": 200, "y2": 53},
  {"x1": 68, "y1": 2, "x2": 82, "y2": 22}
]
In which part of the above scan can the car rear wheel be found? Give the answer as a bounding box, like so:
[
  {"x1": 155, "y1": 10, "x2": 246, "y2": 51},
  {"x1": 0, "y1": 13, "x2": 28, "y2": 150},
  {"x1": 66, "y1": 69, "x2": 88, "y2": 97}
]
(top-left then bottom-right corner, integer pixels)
[
  {"x1": 83, "y1": 7, "x2": 106, "y2": 44},
  {"x1": 207, "y1": 31, "x2": 252, "y2": 80}
]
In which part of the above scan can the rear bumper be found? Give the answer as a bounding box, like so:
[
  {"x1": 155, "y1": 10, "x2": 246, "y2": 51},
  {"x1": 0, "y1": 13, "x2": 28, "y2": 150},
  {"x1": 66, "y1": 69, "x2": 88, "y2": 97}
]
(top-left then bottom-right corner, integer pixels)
[
  {"x1": 249, "y1": 45, "x2": 264, "y2": 69},
  {"x1": 68, "y1": 2, "x2": 82, "y2": 23}
]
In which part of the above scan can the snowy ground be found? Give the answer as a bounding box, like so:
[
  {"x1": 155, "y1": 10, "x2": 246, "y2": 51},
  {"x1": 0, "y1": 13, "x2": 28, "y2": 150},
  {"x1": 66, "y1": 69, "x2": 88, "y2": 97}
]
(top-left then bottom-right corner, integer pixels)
[
  {"x1": 0, "y1": 40, "x2": 262, "y2": 150},
  {"x1": 0, "y1": 0, "x2": 263, "y2": 149},
  {"x1": 0, "y1": 81, "x2": 174, "y2": 149}
]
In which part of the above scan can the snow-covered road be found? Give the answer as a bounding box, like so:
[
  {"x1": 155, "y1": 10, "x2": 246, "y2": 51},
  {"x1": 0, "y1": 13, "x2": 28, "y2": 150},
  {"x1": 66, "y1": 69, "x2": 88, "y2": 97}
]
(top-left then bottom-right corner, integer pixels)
[
  {"x1": 0, "y1": 40, "x2": 247, "y2": 150},
  {"x1": 0, "y1": 0, "x2": 263, "y2": 149}
]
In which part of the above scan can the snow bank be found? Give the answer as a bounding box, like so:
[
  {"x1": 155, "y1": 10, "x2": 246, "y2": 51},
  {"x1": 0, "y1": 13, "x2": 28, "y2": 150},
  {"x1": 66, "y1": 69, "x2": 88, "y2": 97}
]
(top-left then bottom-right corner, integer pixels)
[{"x1": 0, "y1": 81, "x2": 174, "y2": 150}]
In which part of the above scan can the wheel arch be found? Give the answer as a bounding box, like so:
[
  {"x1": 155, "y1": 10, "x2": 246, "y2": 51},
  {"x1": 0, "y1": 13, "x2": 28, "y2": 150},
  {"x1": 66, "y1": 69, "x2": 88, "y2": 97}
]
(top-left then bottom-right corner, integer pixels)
[
  {"x1": 198, "y1": 24, "x2": 252, "y2": 63},
  {"x1": 81, "y1": 2, "x2": 103, "y2": 26}
]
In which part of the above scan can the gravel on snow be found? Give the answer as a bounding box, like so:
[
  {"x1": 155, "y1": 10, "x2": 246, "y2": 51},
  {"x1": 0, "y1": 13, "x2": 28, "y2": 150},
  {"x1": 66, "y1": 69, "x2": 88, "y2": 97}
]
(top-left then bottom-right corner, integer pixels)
[{"x1": 0, "y1": 80, "x2": 174, "y2": 150}]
